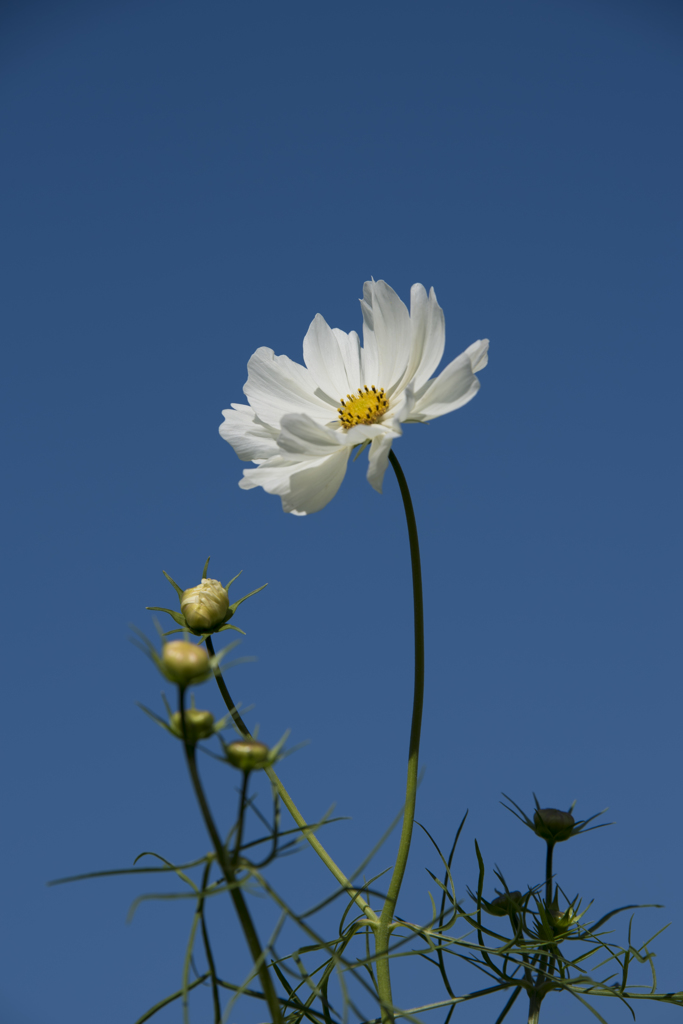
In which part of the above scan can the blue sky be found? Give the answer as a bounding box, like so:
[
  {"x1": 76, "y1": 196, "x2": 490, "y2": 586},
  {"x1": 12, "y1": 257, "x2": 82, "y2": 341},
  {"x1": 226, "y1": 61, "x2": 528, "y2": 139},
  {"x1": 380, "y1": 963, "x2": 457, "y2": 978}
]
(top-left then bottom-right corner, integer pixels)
[{"x1": 1, "y1": 1, "x2": 681, "y2": 1022}]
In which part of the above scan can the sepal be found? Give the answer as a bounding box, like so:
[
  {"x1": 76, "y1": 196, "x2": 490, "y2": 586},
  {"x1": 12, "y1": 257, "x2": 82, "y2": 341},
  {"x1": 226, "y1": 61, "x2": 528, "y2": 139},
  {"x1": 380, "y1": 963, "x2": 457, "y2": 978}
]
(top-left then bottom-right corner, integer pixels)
[
  {"x1": 146, "y1": 557, "x2": 266, "y2": 637},
  {"x1": 502, "y1": 792, "x2": 610, "y2": 844}
]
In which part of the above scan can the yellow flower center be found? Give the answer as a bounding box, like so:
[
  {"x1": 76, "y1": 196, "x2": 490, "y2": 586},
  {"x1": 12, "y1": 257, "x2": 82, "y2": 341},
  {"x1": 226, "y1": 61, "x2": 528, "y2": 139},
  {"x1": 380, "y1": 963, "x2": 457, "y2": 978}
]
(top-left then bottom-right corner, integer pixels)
[{"x1": 338, "y1": 386, "x2": 388, "y2": 429}]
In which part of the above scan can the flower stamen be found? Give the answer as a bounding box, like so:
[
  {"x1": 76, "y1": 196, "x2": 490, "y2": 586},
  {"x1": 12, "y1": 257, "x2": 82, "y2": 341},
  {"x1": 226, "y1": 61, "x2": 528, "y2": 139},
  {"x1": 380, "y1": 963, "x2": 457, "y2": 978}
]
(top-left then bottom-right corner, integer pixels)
[{"x1": 338, "y1": 385, "x2": 388, "y2": 429}]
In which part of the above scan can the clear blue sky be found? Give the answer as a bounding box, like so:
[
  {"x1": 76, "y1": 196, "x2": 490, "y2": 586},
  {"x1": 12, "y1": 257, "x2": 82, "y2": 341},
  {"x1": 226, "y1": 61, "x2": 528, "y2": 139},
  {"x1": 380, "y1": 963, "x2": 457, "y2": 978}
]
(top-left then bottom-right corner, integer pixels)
[{"x1": 1, "y1": 1, "x2": 681, "y2": 1022}]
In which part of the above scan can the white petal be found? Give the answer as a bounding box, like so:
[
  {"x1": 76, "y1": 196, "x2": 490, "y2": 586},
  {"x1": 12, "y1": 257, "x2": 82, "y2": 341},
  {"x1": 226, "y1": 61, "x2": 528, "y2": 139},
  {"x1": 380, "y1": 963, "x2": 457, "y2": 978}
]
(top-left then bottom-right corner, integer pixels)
[
  {"x1": 360, "y1": 280, "x2": 412, "y2": 392},
  {"x1": 302, "y1": 315, "x2": 360, "y2": 402},
  {"x1": 359, "y1": 326, "x2": 380, "y2": 385},
  {"x1": 409, "y1": 339, "x2": 489, "y2": 422},
  {"x1": 388, "y1": 285, "x2": 446, "y2": 396},
  {"x1": 219, "y1": 404, "x2": 281, "y2": 461},
  {"x1": 332, "y1": 329, "x2": 362, "y2": 391},
  {"x1": 467, "y1": 337, "x2": 489, "y2": 373},
  {"x1": 277, "y1": 413, "x2": 345, "y2": 456},
  {"x1": 239, "y1": 449, "x2": 350, "y2": 515},
  {"x1": 243, "y1": 346, "x2": 336, "y2": 429},
  {"x1": 366, "y1": 430, "x2": 396, "y2": 493},
  {"x1": 283, "y1": 449, "x2": 351, "y2": 514},
  {"x1": 382, "y1": 383, "x2": 414, "y2": 427},
  {"x1": 411, "y1": 286, "x2": 446, "y2": 390}
]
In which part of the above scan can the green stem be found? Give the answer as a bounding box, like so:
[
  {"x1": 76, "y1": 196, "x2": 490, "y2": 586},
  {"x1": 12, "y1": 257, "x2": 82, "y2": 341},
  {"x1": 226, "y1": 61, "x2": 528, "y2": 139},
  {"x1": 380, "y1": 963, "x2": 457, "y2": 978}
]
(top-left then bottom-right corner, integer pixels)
[
  {"x1": 543, "y1": 842, "x2": 556, "y2": 989},
  {"x1": 205, "y1": 636, "x2": 378, "y2": 923},
  {"x1": 178, "y1": 688, "x2": 283, "y2": 1024},
  {"x1": 234, "y1": 769, "x2": 249, "y2": 859},
  {"x1": 545, "y1": 842, "x2": 554, "y2": 906},
  {"x1": 198, "y1": 860, "x2": 221, "y2": 1024},
  {"x1": 375, "y1": 450, "x2": 425, "y2": 1023},
  {"x1": 527, "y1": 991, "x2": 542, "y2": 1024},
  {"x1": 206, "y1": 635, "x2": 251, "y2": 737}
]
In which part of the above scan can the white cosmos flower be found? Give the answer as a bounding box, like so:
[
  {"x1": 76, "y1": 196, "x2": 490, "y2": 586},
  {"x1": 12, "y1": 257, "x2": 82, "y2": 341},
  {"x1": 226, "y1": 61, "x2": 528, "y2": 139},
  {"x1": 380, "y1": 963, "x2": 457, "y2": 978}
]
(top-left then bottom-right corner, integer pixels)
[{"x1": 219, "y1": 280, "x2": 489, "y2": 515}]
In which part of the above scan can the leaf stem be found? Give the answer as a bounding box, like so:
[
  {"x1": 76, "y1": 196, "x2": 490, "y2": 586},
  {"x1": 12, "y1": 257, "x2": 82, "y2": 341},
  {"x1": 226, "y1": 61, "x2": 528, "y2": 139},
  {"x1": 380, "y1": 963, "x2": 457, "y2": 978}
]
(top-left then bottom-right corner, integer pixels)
[
  {"x1": 178, "y1": 687, "x2": 283, "y2": 1024},
  {"x1": 375, "y1": 450, "x2": 425, "y2": 1023}
]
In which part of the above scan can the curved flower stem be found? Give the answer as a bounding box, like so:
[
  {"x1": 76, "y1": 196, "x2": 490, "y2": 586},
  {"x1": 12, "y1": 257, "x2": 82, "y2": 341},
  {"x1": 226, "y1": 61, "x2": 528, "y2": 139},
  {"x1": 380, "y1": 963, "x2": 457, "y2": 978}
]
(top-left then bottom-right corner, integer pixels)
[
  {"x1": 178, "y1": 687, "x2": 283, "y2": 1024},
  {"x1": 205, "y1": 636, "x2": 378, "y2": 923},
  {"x1": 374, "y1": 450, "x2": 425, "y2": 1023}
]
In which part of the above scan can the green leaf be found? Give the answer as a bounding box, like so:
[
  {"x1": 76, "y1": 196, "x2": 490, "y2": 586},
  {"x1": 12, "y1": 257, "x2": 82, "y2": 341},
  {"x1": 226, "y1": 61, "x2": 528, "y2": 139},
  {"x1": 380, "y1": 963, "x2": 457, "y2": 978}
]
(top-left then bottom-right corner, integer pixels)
[
  {"x1": 126, "y1": 884, "x2": 234, "y2": 922},
  {"x1": 566, "y1": 989, "x2": 611, "y2": 1024},
  {"x1": 136, "y1": 702, "x2": 174, "y2": 734},
  {"x1": 146, "y1": 606, "x2": 186, "y2": 627},
  {"x1": 47, "y1": 853, "x2": 211, "y2": 887},
  {"x1": 133, "y1": 974, "x2": 210, "y2": 1024},
  {"x1": 229, "y1": 582, "x2": 268, "y2": 614},
  {"x1": 224, "y1": 570, "x2": 243, "y2": 594},
  {"x1": 268, "y1": 728, "x2": 291, "y2": 762},
  {"x1": 493, "y1": 986, "x2": 522, "y2": 1024},
  {"x1": 201, "y1": 556, "x2": 211, "y2": 579},
  {"x1": 592, "y1": 905, "x2": 662, "y2": 932},
  {"x1": 162, "y1": 570, "x2": 184, "y2": 599}
]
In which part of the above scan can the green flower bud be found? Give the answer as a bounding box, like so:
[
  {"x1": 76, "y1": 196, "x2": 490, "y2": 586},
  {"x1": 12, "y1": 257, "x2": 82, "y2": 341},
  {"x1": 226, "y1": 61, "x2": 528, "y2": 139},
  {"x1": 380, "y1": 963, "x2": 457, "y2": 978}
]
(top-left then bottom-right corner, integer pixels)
[
  {"x1": 533, "y1": 807, "x2": 575, "y2": 842},
  {"x1": 181, "y1": 579, "x2": 230, "y2": 632},
  {"x1": 226, "y1": 740, "x2": 270, "y2": 772},
  {"x1": 170, "y1": 708, "x2": 215, "y2": 743},
  {"x1": 162, "y1": 640, "x2": 210, "y2": 685},
  {"x1": 550, "y1": 906, "x2": 579, "y2": 933},
  {"x1": 536, "y1": 904, "x2": 580, "y2": 940},
  {"x1": 485, "y1": 891, "x2": 523, "y2": 916}
]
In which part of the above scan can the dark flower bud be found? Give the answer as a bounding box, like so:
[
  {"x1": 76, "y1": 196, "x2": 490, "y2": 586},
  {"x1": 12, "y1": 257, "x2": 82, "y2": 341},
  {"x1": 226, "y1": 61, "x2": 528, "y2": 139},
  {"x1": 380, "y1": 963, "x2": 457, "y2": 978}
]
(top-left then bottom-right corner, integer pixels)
[
  {"x1": 162, "y1": 641, "x2": 210, "y2": 685},
  {"x1": 485, "y1": 891, "x2": 523, "y2": 916},
  {"x1": 533, "y1": 807, "x2": 575, "y2": 842},
  {"x1": 226, "y1": 740, "x2": 270, "y2": 772},
  {"x1": 181, "y1": 579, "x2": 230, "y2": 632},
  {"x1": 170, "y1": 708, "x2": 215, "y2": 743}
]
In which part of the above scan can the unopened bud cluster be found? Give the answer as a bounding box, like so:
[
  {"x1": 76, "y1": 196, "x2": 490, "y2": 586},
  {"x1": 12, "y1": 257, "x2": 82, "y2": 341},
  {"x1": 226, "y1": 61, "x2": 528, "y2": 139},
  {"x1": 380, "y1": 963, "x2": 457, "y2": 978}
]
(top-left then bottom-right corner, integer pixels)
[{"x1": 181, "y1": 579, "x2": 230, "y2": 632}]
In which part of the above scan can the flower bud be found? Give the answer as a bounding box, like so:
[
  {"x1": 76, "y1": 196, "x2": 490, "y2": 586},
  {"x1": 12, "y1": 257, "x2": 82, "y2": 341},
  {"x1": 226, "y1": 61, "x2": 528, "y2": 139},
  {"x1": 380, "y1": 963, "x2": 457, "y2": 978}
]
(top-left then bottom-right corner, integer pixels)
[
  {"x1": 226, "y1": 740, "x2": 270, "y2": 772},
  {"x1": 485, "y1": 891, "x2": 523, "y2": 916},
  {"x1": 533, "y1": 807, "x2": 575, "y2": 842},
  {"x1": 536, "y1": 905, "x2": 580, "y2": 940},
  {"x1": 170, "y1": 708, "x2": 215, "y2": 743},
  {"x1": 162, "y1": 640, "x2": 210, "y2": 685},
  {"x1": 549, "y1": 906, "x2": 579, "y2": 933},
  {"x1": 181, "y1": 579, "x2": 230, "y2": 632}
]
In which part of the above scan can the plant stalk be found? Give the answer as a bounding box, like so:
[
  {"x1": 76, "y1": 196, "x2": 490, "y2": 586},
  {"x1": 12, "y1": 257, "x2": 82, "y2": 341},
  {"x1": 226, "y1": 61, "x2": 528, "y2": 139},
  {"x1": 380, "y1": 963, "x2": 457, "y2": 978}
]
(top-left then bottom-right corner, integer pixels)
[
  {"x1": 374, "y1": 450, "x2": 425, "y2": 1023},
  {"x1": 545, "y1": 841, "x2": 554, "y2": 906},
  {"x1": 527, "y1": 991, "x2": 542, "y2": 1023},
  {"x1": 198, "y1": 859, "x2": 221, "y2": 1023},
  {"x1": 178, "y1": 688, "x2": 282, "y2": 1024}
]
